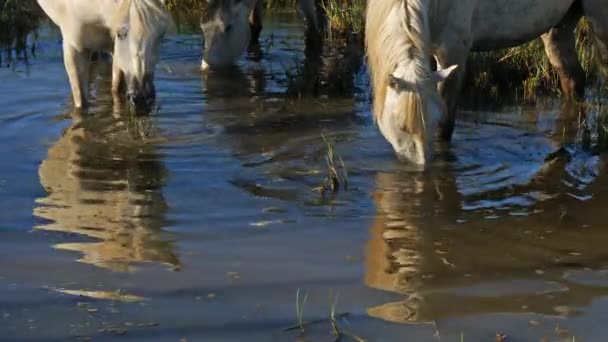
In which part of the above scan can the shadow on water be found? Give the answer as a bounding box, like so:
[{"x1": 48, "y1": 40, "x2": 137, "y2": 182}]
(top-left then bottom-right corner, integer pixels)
[
  {"x1": 33, "y1": 62, "x2": 179, "y2": 272},
  {"x1": 201, "y1": 63, "x2": 364, "y2": 156},
  {"x1": 285, "y1": 35, "x2": 365, "y2": 98}
]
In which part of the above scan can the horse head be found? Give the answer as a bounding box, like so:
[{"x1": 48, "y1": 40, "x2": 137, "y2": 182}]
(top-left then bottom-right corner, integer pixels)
[
  {"x1": 200, "y1": 0, "x2": 257, "y2": 70},
  {"x1": 112, "y1": 0, "x2": 171, "y2": 112}
]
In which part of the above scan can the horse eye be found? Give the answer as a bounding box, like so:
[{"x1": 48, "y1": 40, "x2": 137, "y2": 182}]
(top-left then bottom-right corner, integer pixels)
[
  {"x1": 116, "y1": 25, "x2": 129, "y2": 40},
  {"x1": 388, "y1": 74, "x2": 399, "y2": 89}
]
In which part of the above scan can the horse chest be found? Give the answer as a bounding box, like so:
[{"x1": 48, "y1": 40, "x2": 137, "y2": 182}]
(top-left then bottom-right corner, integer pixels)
[{"x1": 77, "y1": 24, "x2": 113, "y2": 52}]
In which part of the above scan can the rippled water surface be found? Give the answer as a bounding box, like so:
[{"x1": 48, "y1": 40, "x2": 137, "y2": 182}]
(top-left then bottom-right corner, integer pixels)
[{"x1": 2, "y1": 13, "x2": 608, "y2": 342}]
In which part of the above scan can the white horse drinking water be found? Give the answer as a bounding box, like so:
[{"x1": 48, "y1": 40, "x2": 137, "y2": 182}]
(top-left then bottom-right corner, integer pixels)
[
  {"x1": 366, "y1": 0, "x2": 608, "y2": 167},
  {"x1": 37, "y1": 0, "x2": 172, "y2": 110},
  {"x1": 199, "y1": 0, "x2": 325, "y2": 70}
]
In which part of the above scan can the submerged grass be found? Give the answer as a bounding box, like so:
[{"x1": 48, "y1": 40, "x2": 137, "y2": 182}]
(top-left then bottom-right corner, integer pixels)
[{"x1": 284, "y1": 290, "x2": 366, "y2": 342}]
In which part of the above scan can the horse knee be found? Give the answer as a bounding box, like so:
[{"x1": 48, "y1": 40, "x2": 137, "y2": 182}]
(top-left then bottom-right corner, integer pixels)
[{"x1": 249, "y1": 23, "x2": 263, "y2": 44}]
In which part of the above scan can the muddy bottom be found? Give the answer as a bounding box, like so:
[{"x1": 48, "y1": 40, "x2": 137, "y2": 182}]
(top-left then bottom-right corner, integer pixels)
[{"x1": 1, "y1": 13, "x2": 608, "y2": 342}]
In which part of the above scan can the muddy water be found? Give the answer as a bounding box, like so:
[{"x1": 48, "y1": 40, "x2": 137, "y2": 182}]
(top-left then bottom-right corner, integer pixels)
[{"x1": 1, "y1": 12, "x2": 608, "y2": 342}]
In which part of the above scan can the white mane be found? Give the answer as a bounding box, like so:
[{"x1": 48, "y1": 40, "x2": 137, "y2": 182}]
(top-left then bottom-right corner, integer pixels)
[
  {"x1": 111, "y1": 0, "x2": 171, "y2": 35},
  {"x1": 365, "y1": 0, "x2": 435, "y2": 135}
]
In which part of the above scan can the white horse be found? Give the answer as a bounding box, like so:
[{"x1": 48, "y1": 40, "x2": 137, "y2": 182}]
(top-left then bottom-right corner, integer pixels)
[
  {"x1": 37, "y1": 0, "x2": 172, "y2": 110},
  {"x1": 366, "y1": 0, "x2": 608, "y2": 167},
  {"x1": 199, "y1": 0, "x2": 324, "y2": 70}
]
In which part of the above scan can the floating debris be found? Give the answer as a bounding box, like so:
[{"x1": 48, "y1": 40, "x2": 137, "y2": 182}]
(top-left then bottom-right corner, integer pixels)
[{"x1": 226, "y1": 271, "x2": 241, "y2": 280}]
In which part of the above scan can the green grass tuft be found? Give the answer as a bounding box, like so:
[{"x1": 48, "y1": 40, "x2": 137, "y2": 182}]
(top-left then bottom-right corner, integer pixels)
[
  {"x1": 322, "y1": 0, "x2": 365, "y2": 38},
  {"x1": 465, "y1": 19, "x2": 596, "y2": 101}
]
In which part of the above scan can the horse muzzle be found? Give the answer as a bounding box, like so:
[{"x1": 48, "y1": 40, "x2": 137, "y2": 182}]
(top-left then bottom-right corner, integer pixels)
[{"x1": 126, "y1": 74, "x2": 156, "y2": 113}]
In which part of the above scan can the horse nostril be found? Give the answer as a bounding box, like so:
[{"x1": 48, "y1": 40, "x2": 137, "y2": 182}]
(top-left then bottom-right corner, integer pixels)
[{"x1": 224, "y1": 24, "x2": 232, "y2": 33}]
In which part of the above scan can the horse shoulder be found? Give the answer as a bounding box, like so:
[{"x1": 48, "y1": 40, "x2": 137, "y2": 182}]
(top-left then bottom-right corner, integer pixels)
[{"x1": 38, "y1": 0, "x2": 70, "y2": 28}]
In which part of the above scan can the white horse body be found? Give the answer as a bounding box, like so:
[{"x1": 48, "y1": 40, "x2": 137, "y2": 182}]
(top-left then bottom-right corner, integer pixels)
[
  {"x1": 466, "y1": 1, "x2": 574, "y2": 50},
  {"x1": 38, "y1": 0, "x2": 116, "y2": 51},
  {"x1": 366, "y1": 0, "x2": 608, "y2": 167},
  {"x1": 37, "y1": 0, "x2": 171, "y2": 110}
]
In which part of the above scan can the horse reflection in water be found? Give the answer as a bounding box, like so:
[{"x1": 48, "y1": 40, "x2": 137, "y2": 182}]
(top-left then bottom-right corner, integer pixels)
[
  {"x1": 34, "y1": 68, "x2": 178, "y2": 272},
  {"x1": 201, "y1": 47, "x2": 362, "y2": 156},
  {"x1": 365, "y1": 106, "x2": 608, "y2": 324}
]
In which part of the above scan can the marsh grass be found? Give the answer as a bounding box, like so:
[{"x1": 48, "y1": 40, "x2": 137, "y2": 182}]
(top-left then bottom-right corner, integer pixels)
[
  {"x1": 295, "y1": 288, "x2": 308, "y2": 333},
  {"x1": 465, "y1": 19, "x2": 597, "y2": 102},
  {"x1": 311, "y1": 134, "x2": 348, "y2": 195},
  {"x1": 284, "y1": 290, "x2": 366, "y2": 342},
  {"x1": 321, "y1": 0, "x2": 365, "y2": 38},
  {"x1": 166, "y1": 0, "x2": 296, "y2": 12},
  {"x1": 265, "y1": 0, "x2": 297, "y2": 8},
  {"x1": 164, "y1": 0, "x2": 206, "y2": 32}
]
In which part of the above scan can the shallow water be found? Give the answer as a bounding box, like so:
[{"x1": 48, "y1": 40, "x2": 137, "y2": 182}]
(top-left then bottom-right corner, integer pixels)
[{"x1": 1, "y1": 13, "x2": 608, "y2": 342}]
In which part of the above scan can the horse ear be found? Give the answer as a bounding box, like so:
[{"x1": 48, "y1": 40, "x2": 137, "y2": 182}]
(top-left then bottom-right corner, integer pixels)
[{"x1": 432, "y1": 64, "x2": 458, "y2": 83}]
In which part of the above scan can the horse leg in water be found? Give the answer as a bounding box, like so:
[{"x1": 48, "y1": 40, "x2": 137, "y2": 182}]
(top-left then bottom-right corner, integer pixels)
[
  {"x1": 249, "y1": 0, "x2": 264, "y2": 45},
  {"x1": 62, "y1": 41, "x2": 90, "y2": 108},
  {"x1": 300, "y1": 0, "x2": 323, "y2": 47},
  {"x1": 434, "y1": 31, "x2": 472, "y2": 141},
  {"x1": 541, "y1": 6, "x2": 585, "y2": 99},
  {"x1": 582, "y1": 0, "x2": 608, "y2": 78},
  {"x1": 112, "y1": 59, "x2": 124, "y2": 97}
]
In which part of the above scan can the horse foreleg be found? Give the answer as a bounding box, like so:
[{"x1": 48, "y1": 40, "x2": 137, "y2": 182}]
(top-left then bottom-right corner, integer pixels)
[
  {"x1": 249, "y1": 0, "x2": 264, "y2": 46},
  {"x1": 582, "y1": 0, "x2": 608, "y2": 79},
  {"x1": 111, "y1": 61, "x2": 124, "y2": 98},
  {"x1": 541, "y1": 11, "x2": 585, "y2": 99},
  {"x1": 300, "y1": 0, "x2": 323, "y2": 47},
  {"x1": 435, "y1": 44, "x2": 470, "y2": 142},
  {"x1": 313, "y1": 0, "x2": 328, "y2": 34},
  {"x1": 63, "y1": 42, "x2": 90, "y2": 108}
]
